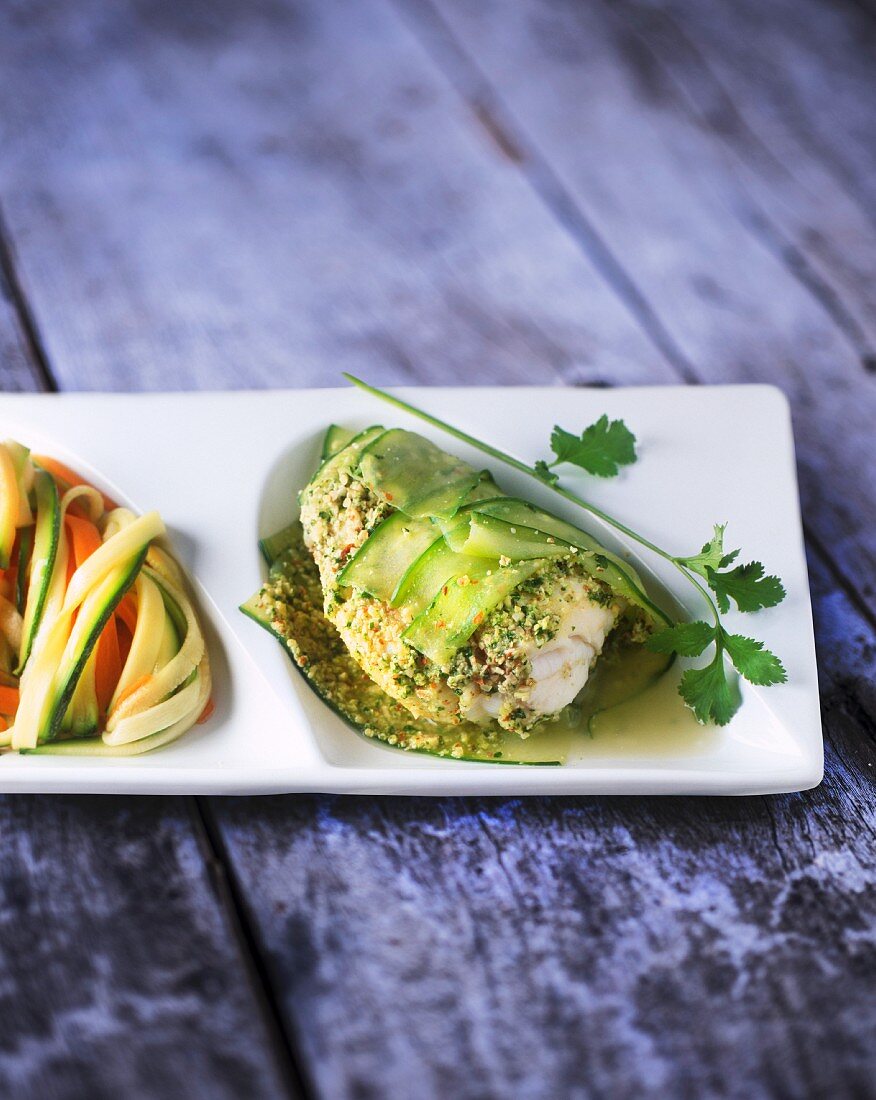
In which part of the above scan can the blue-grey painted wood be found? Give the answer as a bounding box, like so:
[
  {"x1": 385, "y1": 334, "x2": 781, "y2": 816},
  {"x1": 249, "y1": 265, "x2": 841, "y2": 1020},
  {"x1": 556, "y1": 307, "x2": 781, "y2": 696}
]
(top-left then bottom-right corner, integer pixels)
[
  {"x1": 0, "y1": 0, "x2": 873, "y2": 1098},
  {"x1": 657, "y1": 0, "x2": 876, "y2": 329},
  {"x1": 0, "y1": 0, "x2": 671, "y2": 392},
  {"x1": 0, "y1": 796, "x2": 295, "y2": 1099}
]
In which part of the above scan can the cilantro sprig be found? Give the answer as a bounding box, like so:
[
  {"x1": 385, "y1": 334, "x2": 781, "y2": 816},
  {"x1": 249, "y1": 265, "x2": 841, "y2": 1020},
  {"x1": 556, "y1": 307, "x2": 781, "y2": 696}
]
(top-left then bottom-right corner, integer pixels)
[
  {"x1": 533, "y1": 415, "x2": 637, "y2": 485},
  {"x1": 544, "y1": 417, "x2": 637, "y2": 479},
  {"x1": 677, "y1": 524, "x2": 785, "y2": 614},
  {"x1": 344, "y1": 375, "x2": 787, "y2": 726},
  {"x1": 646, "y1": 621, "x2": 785, "y2": 724}
]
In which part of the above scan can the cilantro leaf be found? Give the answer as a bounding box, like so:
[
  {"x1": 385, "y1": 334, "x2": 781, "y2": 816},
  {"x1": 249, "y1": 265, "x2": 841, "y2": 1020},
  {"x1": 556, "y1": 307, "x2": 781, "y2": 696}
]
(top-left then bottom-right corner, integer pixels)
[
  {"x1": 721, "y1": 632, "x2": 787, "y2": 686},
  {"x1": 678, "y1": 525, "x2": 785, "y2": 613},
  {"x1": 646, "y1": 621, "x2": 715, "y2": 657},
  {"x1": 678, "y1": 524, "x2": 728, "y2": 580},
  {"x1": 706, "y1": 561, "x2": 786, "y2": 614},
  {"x1": 548, "y1": 416, "x2": 637, "y2": 478},
  {"x1": 533, "y1": 460, "x2": 559, "y2": 485},
  {"x1": 678, "y1": 653, "x2": 741, "y2": 726}
]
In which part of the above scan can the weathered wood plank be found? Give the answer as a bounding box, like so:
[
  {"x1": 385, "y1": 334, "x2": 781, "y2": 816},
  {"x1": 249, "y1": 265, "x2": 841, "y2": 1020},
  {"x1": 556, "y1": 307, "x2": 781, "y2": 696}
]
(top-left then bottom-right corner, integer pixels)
[
  {"x1": 0, "y1": 0, "x2": 672, "y2": 391},
  {"x1": 0, "y1": 796, "x2": 294, "y2": 1100},
  {"x1": 653, "y1": 0, "x2": 876, "y2": 346},
  {"x1": 399, "y1": 0, "x2": 876, "y2": 597},
  {"x1": 0, "y1": 1, "x2": 873, "y2": 1098},
  {"x1": 210, "y1": 547, "x2": 875, "y2": 1100},
  {"x1": 534, "y1": 0, "x2": 876, "y2": 360}
]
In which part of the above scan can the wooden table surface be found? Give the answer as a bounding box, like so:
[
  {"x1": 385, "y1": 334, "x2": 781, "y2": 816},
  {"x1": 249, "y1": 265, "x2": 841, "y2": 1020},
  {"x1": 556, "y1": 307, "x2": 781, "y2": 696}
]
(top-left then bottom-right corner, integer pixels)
[{"x1": 1, "y1": 1, "x2": 874, "y2": 1097}]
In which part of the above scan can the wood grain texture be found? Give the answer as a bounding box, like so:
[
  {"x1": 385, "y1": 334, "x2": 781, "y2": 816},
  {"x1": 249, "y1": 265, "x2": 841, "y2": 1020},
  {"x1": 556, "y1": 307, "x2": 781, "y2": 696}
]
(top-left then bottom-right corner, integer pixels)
[
  {"x1": 0, "y1": 0, "x2": 672, "y2": 392},
  {"x1": 656, "y1": 0, "x2": 876, "y2": 345},
  {"x1": 399, "y1": 0, "x2": 876, "y2": 599},
  {"x1": 0, "y1": 796, "x2": 294, "y2": 1100},
  {"x1": 0, "y1": 0, "x2": 873, "y2": 1098}
]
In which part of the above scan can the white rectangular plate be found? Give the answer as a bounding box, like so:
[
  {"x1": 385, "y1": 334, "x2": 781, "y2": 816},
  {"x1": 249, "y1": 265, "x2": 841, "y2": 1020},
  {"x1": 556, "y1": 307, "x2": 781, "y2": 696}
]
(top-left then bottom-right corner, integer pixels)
[{"x1": 0, "y1": 386, "x2": 821, "y2": 795}]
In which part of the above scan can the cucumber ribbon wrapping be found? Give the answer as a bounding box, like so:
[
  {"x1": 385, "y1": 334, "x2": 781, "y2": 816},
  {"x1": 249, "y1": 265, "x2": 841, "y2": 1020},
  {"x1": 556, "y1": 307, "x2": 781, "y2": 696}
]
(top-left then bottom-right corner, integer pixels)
[
  {"x1": 0, "y1": 440, "x2": 211, "y2": 755},
  {"x1": 242, "y1": 424, "x2": 671, "y2": 761},
  {"x1": 314, "y1": 425, "x2": 669, "y2": 664}
]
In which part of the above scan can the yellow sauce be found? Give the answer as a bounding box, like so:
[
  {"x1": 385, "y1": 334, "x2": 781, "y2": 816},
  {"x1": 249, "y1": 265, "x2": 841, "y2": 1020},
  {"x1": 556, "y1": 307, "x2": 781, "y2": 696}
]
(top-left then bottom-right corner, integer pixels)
[
  {"x1": 250, "y1": 527, "x2": 708, "y2": 766},
  {"x1": 487, "y1": 645, "x2": 708, "y2": 765}
]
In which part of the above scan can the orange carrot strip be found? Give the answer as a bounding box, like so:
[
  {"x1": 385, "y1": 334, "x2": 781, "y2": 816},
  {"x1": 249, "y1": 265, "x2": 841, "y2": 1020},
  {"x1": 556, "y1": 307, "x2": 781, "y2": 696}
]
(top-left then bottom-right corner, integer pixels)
[
  {"x1": 34, "y1": 456, "x2": 118, "y2": 512},
  {"x1": 0, "y1": 532, "x2": 20, "y2": 600},
  {"x1": 196, "y1": 698, "x2": 215, "y2": 725},
  {"x1": 115, "y1": 593, "x2": 138, "y2": 636},
  {"x1": 0, "y1": 684, "x2": 20, "y2": 716},
  {"x1": 7, "y1": 532, "x2": 20, "y2": 577},
  {"x1": 95, "y1": 618, "x2": 122, "y2": 714},
  {"x1": 65, "y1": 514, "x2": 102, "y2": 568},
  {"x1": 113, "y1": 673, "x2": 152, "y2": 712},
  {"x1": 117, "y1": 618, "x2": 133, "y2": 669}
]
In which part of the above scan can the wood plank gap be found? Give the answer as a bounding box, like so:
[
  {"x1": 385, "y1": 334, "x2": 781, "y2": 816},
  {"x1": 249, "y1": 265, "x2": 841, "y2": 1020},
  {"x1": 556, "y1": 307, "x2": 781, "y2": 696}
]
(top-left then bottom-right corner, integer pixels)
[
  {"x1": 0, "y1": 203, "x2": 58, "y2": 393},
  {"x1": 738, "y1": 205, "x2": 875, "y2": 371},
  {"x1": 621, "y1": 0, "x2": 876, "y2": 237},
  {"x1": 806, "y1": 522, "x2": 876, "y2": 636},
  {"x1": 760, "y1": 796, "x2": 794, "y2": 875},
  {"x1": 828, "y1": 683, "x2": 876, "y2": 755},
  {"x1": 191, "y1": 796, "x2": 313, "y2": 1100},
  {"x1": 389, "y1": 0, "x2": 701, "y2": 384},
  {"x1": 844, "y1": 0, "x2": 876, "y2": 28}
]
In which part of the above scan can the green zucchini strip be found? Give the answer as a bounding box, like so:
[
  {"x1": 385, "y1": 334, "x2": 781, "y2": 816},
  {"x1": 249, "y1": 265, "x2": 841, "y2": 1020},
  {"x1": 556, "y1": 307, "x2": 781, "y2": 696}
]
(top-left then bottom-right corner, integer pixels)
[
  {"x1": 13, "y1": 548, "x2": 146, "y2": 749},
  {"x1": 16, "y1": 469, "x2": 60, "y2": 672}
]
